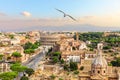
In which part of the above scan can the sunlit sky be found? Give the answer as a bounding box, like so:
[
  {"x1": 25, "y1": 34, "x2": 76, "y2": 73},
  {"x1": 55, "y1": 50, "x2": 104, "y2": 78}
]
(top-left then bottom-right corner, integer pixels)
[{"x1": 0, "y1": 0, "x2": 120, "y2": 31}]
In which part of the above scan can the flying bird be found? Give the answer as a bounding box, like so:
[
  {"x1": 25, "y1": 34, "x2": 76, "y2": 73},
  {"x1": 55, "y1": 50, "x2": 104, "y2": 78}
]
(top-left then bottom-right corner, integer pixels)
[{"x1": 55, "y1": 8, "x2": 77, "y2": 21}]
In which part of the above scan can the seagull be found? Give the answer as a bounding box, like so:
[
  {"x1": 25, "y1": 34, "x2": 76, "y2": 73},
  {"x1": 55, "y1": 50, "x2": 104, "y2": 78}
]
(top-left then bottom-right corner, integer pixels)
[{"x1": 55, "y1": 8, "x2": 77, "y2": 21}]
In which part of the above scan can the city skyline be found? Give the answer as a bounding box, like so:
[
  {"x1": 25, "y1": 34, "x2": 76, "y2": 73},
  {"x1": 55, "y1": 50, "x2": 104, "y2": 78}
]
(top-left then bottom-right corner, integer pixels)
[{"x1": 0, "y1": 0, "x2": 120, "y2": 31}]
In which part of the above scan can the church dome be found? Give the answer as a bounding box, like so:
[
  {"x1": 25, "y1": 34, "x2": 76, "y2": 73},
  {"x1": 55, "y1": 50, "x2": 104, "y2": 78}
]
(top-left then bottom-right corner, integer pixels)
[
  {"x1": 92, "y1": 50, "x2": 108, "y2": 67},
  {"x1": 92, "y1": 43, "x2": 108, "y2": 67},
  {"x1": 91, "y1": 43, "x2": 108, "y2": 76}
]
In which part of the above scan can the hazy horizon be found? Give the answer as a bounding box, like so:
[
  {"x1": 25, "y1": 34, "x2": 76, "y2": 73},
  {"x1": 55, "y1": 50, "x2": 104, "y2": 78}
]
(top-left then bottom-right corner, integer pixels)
[{"x1": 1, "y1": 25, "x2": 120, "y2": 32}]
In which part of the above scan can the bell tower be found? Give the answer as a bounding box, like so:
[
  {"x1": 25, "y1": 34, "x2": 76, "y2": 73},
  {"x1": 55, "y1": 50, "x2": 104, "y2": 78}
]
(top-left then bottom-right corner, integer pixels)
[
  {"x1": 91, "y1": 43, "x2": 108, "y2": 76},
  {"x1": 76, "y1": 32, "x2": 79, "y2": 41},
  {"x1": 97, "y1": 43, "x2": 103, "y2": 50}
]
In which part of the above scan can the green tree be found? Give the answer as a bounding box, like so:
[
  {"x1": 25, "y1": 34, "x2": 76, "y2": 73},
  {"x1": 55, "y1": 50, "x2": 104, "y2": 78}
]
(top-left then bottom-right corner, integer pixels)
[
  {"x1": 103, "y1": 46, "x2": 111, "y2": 50},
  {"x1": 0, "y1": 54, "x2": 3, "y2": 60},
  {"x1": 35, "y1": 41, "x2": 41, "y2": 46},
  {"x1": 59, "y1": 78, "x2": 63, "y2": 80},
  {"x1": 50, "y1": 74, "x2": 56, "y2": 80},
  {"x1": 53, "y1": 52, "x2": 61, "y2": 56},
  {"x1": 80, "y1": 66, "x2": 84, "y2": 71},
  {"x1": 108, "y1": 63, "x2": 112, "y2": 66},
  {"x1": 63, "y1": 64, "x2": 69, "y2": 71},
  {"x1": 23, "y1": 41, "x2": 40, "y2": 50},
  {"x1": 24, "y1": 49, "x2": 35, "y2": 58},
  {"x1": 74, "y1": 70, "x2": 79, "y2": 74},
  {"x1": 10, "y1": 63, "x2": 27, "y2": 73},
  {"x1": 111, "y1": 57, "x2": 120, "y2": 67},
  {"x1": 9, "y1": 34, "x2": 14, "y2": 39},
  {"x1": 31, "y1": 44, "x2": 38, "y2": 49},
  {"x1": 52, "y1": 51, "x2": 61, "y2": 60},
  {"x1": 12, "y1": 52, "x2": 22, "y2": 62},
  {"x1": 20, "y1": 76, "x2": 29, "y2": 80},
  {"x1": 24, "y1": 49, "x2": 34, "y2": 54},
  {"x1": 10, "y1": 63, "x2": 27, "y2": 80},
  {"x1": 53, "y1": 56, "x2": 59, "y2": 63},
  {"x1": 0, "y1": 71, "x2": 18, "y2": 80},
  {"x1": 70, "y1": 61, "x2": 78, "y2": 71},
  {"x1": 25, "y1": 68, "x2": 34, "y2": 76},
  {"x1": 23, "y1": 42, "x2": 33, "y2": 50},
  {"x1": 60, "y1": 59, "x2": 64, "y2": 64}
]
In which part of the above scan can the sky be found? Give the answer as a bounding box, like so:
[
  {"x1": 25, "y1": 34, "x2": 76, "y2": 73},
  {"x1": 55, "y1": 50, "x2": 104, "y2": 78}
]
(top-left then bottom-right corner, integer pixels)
[{"x1": 0, "y1": 0, "x2": 120, "y2": 31}]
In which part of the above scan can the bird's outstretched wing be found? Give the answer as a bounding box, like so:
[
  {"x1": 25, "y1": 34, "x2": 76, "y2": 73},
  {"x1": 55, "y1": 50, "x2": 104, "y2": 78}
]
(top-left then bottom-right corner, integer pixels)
[
  {"x1": 55, "y1": 8, "x2": 65, "y2": 14},
  {"x1": 55, "y1": 8, "x2": 77, "y2": 21},
  {"x1": 67, "y1": 15, "x2": 76, "y2": 21}
]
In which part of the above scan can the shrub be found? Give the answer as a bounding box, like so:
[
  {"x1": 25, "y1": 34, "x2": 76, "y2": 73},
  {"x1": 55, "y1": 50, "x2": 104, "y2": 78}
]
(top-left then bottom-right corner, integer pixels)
[
  {"x1": 20, "y1": 76, "x2": 29, "y2": 80},
  {"x1": 70, "y1": 61, "x2": 78, "y2": 71},
  {"x1": 74, "y1": 71, "x2": 79, "y2": 74},
  {"x1": 80, "y1": 66, "x2": 84, "y2": 71}
]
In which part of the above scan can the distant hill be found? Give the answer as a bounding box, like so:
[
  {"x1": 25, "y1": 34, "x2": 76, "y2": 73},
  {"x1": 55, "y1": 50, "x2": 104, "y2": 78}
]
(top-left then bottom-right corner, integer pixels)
[{"x1": 2, "y1": 24, "x2": 120, "y2": 32}]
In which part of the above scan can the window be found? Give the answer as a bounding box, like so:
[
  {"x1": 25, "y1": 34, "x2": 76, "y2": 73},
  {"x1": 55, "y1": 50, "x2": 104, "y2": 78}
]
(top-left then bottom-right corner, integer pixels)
[
  {"x1": 98, "y1": 71, "x2": 100, "y2": 73},
  {"x1": 93, "y1": 70, "x2": 94, "y2": 73},
  {"x1": 104, "y1": 71, "x2": 105, "y2": 73}
]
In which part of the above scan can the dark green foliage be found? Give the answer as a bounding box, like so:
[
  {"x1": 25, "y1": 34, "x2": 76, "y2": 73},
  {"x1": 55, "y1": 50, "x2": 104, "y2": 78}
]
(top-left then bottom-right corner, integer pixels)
[
  {"x1": 20, "y1": 76, "x2": 29, "y2": 80},
  {"x1": 23, "y1": 41, "x2": 41, "y2": 55},
  {"x1": 0, "y1": 71, "x2": 18, "y2": 80},
  {"x1": 108, "y1": 50, "x2": 113, "y2": 52},
  {"x1": 9, "y1": 34, "x2": 14, "y2": 39},
  {"x1": 25, "y1": 35, "x2": 30, "y2": 39},
  {"x1": 31, "y1": 44, "x2": 38, "y2": 49},
  {"x1": 114, "y1": 52, "x2": 119, "y2": 55},
  {"x1": 80, "y1": 66, "x2": 84, "y2": 70},
  {"x1": 50, "y1": 74, "x2": 56, "y2": 80},
  {"x1": 108, "y1": 63, "x2": 112, "y2": 66},
  {"x1": 10, "y1": 63, "x2": 27, "y2": 72},
  {"x1": 75, "y1": 32, "x2": 120, "y2": 49},
  {"x1": 12, "y1": 52, "x2": 22, "y2": 58},
  {"x1": 23, "y1": 41, "x2": 40, "y2": 50},
  {"x1": 103, "y1": 46, "x2": 111, "y2": 50},
  {"x1": 53, "y1": 56, "x2": 59, "y2": 63},
  {"x1": 23, "y1": 42, "x2": 33, "y2": 50},
  {"x1": 51, "y1": 51, "x2": 61, "y2": 63},
  {"x1": 70, "y1": 61, "x2": 78, "y2": 71},
  {"x1": 63, "y1": 61, "x2": 78, "y2": 71},
  {"x1": 24, "y1": 49, "x2": 35, "y2": 54},
  {"x1": 104, "y1": 35, "x2": 120, "y2": 47},
  {"x1": 0, "y1": 54, "x2": 3, "y2": 60},
  {"x1": 74, "y1": 70, "x2": 79, "y2": 74},
  {"x1": 48, "y1": 48, "x2": 52, "y2": 53},
  {"x1": 59, "y1": 78, "x2": 63, "y2": 80},
  {"x1": 12, "y1": 52, "x2": 22, "y2": 61},
  {"x1": 34, "y1": 41, "x2": 41, "y2": 46},
  {"x1": 78, "y1": 32, "x2": 103, "y2": 42},
  {"x1": 111, "y1": 57, "x2": 120, "y2": 67},
  {"x1": 52, "y1": 52, "x2": 61, "y2": 57},
  {"x1": 89, "y1": 48, "x2": 94, "y2": 51},
  {"x1": 63, "y1": 64, "x2": 69, "y2": 71},
  {"x1": 25, "y1": 68, "x2": 34, "y2": 76},
  {"x1": 60, "y1": 59, "x2": 64, "y2": 64}
]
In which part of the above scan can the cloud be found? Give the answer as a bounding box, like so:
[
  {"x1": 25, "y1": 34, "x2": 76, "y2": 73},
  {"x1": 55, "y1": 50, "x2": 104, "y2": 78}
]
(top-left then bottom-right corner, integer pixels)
[{"x1": 21, "y1": 11, "x2": 31, "y2": 17}]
